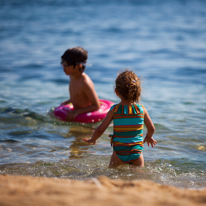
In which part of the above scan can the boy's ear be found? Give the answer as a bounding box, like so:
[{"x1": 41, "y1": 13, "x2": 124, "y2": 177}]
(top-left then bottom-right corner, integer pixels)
[
  {"x1": 79, "y1": 64, "x2": 84, "y2": 72},
  {"x1": 74, "y1": 64, "x2": 81, "y2": 70},
  {"x1": 75, "y1": 64, "x2": 82, "y2": 68}
]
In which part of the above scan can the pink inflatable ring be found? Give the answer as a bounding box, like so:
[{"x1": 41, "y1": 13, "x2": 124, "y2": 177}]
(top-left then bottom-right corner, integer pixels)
[{"x1": 53, "y1": 99, "x2": 114, "y2": 123}]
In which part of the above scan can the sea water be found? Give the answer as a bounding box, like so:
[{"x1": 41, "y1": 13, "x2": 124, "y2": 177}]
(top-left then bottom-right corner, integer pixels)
[{"x1": 0, "y1": 0, "x2": 206, "y2": 189}]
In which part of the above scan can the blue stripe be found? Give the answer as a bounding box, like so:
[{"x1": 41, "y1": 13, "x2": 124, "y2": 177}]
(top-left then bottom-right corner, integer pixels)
[
  {"x1": 137, "y1": 104, "x2": 144, "y2": 113},
  {"x1": 113, "y1": 136, "x2": 143, "y2": 143},
  {"x1": 124, "y1": 105, "x2": 128, "y2": 114},
  {"x1": 117, "y1": 154, "x2": 139, "y2": 162},
  {"x1": 113, "y1": 118, "x2": 144, "y2": 126}
]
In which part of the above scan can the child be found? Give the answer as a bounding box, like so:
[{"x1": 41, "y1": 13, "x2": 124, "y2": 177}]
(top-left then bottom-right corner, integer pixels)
[
  {"x1": 60, "y1": 47, "x2": 100, "y2": 121},
  {"x1": 83, "y1": 69, "x2": 157, "y2": 167}
]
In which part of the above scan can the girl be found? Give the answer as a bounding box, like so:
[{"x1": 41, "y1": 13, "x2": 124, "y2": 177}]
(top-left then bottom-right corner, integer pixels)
[{"x1": 83, "y1": 69, "x2": 157, "y2": 167}]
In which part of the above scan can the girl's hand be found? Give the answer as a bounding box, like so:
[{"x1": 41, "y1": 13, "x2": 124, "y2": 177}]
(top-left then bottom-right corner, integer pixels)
[
  {"x1": 82, "y1": 138, "x2": 96, "y2": 145},
  {"x1": 143, "y1": 136, "x2": 157, "y2": 148}
]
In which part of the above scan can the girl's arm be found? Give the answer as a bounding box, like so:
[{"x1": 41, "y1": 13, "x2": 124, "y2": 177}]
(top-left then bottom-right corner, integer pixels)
[
  {"x1": 143, "y1": 107, "x2": 157, "y2": 147},
  {"x1": 83, "y1": 110, "x2": 113, "y2": 145}
]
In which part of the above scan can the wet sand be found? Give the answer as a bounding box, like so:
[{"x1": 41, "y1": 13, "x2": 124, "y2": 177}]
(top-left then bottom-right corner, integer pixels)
[{"x1": 0, "y1": 174, "x2": 206, "y2": 206}]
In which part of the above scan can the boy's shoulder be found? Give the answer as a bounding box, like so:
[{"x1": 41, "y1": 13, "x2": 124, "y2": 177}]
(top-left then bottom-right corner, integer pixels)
[
  {"x1": 81, "y1": 72, "x2": 90, "y2": 80},
  {"x1": 82, "y1": 73, "x2": 93, "y2": 83},
  {"x1": 74, "y1": 72, "x2": 94, "y2": 90}
]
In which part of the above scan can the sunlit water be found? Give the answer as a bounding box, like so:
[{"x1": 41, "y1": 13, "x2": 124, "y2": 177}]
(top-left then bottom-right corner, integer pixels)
[{"x1": 0, "y1": 0, "x2": 206, "y2": 189}]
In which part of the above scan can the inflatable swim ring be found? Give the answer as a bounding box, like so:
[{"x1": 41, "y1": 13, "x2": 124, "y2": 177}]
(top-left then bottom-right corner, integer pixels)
[{"x1": 53, "y1": 99, "x2": 114, "y2": 123}]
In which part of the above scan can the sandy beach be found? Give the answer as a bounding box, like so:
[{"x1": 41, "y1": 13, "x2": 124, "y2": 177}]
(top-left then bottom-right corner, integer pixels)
[{"x1": 0, "y1": 174, "x2": 206, "y2": 206}]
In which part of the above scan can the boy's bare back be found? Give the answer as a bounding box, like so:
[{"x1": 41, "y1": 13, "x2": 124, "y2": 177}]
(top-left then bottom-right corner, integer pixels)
[{"x1": 69, "y1": 72, "x2": 99, "y2": 109}]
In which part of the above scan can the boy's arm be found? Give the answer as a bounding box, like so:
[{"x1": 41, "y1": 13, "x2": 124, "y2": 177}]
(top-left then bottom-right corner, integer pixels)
[
  {"x1": 143, "y1": 107, "x2": 157, "y2": 147},
  {"x1": 61, "y1": 99, "x2": 71, "y2": 105},
  {"x1": 83, "y1": 110, "x2": 113, "y2": 145},
  {"x1": 66, "y1": 82, "x2": 100, "y2": 121},
  {"x1": 78, "y1": 82, "x2": 100, "y2": 113}
]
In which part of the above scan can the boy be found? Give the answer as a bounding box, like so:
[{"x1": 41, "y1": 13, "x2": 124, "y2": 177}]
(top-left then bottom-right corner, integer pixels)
[{"x1": 60, "y1": 47, "x2": 100, "y2": 121}]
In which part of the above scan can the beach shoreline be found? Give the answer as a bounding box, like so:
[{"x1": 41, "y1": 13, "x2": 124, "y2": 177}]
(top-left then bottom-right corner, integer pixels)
[{"x1": 0, "y1": 174, "x2": 206, "y2": 206}]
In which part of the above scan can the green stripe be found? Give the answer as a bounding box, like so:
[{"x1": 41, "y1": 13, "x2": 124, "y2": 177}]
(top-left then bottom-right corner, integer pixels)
[{"x1": 114, "y1": 130, "x2": 143, "y2": 137}]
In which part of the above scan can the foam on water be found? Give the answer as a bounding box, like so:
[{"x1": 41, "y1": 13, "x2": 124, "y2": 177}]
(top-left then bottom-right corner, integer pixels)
[{"x1": 0, "y1": 156, "x2": 205, "y2": 189}]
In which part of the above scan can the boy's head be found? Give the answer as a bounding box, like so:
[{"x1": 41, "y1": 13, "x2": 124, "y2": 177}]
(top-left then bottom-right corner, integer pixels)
[{"x1": 61, "y1": 47, "x2": 88, "y2": 72}]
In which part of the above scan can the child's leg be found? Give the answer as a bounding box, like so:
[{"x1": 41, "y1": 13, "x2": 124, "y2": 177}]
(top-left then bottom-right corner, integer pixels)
[
  {"x1": 131, "y1": 153, "x2": 144, "y2": 167},
  {"x1": 109, "y1": 151, "x2": 124, "y2": 168}
]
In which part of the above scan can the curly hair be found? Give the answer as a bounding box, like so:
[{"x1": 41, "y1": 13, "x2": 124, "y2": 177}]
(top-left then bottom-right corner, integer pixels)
[{"x1": 115, "y1": 69, "x2": 141, "y2": 103}]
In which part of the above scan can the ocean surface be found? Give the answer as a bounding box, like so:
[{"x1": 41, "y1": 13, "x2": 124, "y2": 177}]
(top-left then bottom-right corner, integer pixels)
[{"x1": 0, "y1": 0, "x2": 206, "y2": 189}]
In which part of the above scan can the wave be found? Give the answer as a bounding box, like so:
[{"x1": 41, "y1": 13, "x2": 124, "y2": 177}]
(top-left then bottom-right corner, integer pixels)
[
  {"x1": 0, "y1": 107, "x2": 48, "y2": 124},
  {"x1": 1, "y1": 0, "x2": 203, "y2": 8}
]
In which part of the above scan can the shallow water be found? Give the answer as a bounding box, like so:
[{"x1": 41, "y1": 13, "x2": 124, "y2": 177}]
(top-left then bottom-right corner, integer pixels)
[{"x1": 0, "y1": 0, "x2": 206, "y2": 189}]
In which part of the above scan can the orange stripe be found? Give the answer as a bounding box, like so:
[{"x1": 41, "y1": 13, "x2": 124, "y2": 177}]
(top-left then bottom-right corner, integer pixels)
[
  {"x1": 113, "y1": 112, "x2": 143, "y2": 116},
  {"x1": 134, "y1": 104, "x2": 140, "y2": 114},
  {"x1": 113, "y1": 129, "x2": 143, "y2": 132},
  {"x1": 114, "y1": 124, "x2": 143, "y2": 128},
  {"x1": 112, "y1": 140, "x2": 143, "y2": 144},
  {"x1": 114, "y1": 104, "x2": 120, "y2": 113},
  {"x1": 114, "y1": 129, "x2": 143, "y2": 132},
  {"x1": 111, "y1": 133, "x2": 143, "y2": 138},
  {"x1": 114, "y1": 125, "x2": 143, "y2": 130},
  {"x1": 113, "y1": 142, "x2": 144, "y2": 147}
]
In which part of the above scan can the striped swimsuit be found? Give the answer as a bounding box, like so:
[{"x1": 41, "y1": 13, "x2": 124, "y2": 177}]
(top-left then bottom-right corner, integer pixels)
[{"x1": 109, "y1": 103, "x2": 144, "y2": 164}]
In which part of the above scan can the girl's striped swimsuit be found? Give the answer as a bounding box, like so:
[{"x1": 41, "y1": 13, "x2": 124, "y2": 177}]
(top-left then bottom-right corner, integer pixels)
[{"x1": 109, "y1": 103, "x2": 144, "y2": 164}]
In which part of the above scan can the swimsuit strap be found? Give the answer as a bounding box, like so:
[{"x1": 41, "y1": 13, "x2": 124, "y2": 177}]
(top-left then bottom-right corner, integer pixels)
[{"x1": 112, "y1": 103, "x2": 143, "y2": 115}]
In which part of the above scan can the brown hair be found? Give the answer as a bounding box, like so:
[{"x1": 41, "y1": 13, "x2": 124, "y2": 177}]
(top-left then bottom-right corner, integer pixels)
[
  {"x1": 61, "y1": 47, "x2": 88, "y2": 72},
  {"x1": 115, "y1": 69, "x2": 141, "y2": 103}
]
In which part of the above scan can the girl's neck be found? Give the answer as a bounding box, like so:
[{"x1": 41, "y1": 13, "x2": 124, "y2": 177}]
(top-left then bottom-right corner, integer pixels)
[{"x1": 119, "y1": 100, "x2": 135, "y2": 106}]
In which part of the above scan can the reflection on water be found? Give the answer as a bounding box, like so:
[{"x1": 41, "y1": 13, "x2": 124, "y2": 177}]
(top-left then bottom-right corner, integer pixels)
[{"x1": 66, "y1": 125, "x2": 95, "y2": 159}]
